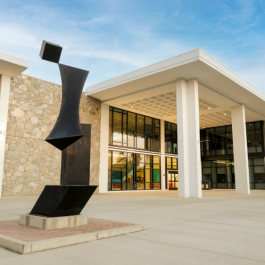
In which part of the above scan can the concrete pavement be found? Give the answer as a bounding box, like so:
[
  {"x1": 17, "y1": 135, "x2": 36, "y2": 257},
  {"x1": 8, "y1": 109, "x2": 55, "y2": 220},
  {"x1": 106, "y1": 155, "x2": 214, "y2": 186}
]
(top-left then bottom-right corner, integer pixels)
[{"x1": 0, "y1": 190, "x2": 265, "y2": 264}]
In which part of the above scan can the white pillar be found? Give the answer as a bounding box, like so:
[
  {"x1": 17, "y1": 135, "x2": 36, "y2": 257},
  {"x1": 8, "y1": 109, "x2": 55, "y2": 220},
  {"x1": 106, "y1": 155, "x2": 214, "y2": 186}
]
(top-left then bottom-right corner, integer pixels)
[
  {"x1": 99, "y1": 103, "x2": 109, "y2": 193},
  {"x1": 160, "y1": 120, "x2": 166, "y2": 190},
  {"x1": 0, "y1": 75, "x2": 11, "y2": 197},
  {"x1": 176, "y1": 78, "x2": 202, "y2": 198},
  {"x1": 231, "y1": 105, "x2": 250, "y2": 194},
  {"x1": 187, "y1": 79, "x2": 202, "y2": 198},
  {"x1": 176, "y1": 79, "x2": 190, "y2": 198}
]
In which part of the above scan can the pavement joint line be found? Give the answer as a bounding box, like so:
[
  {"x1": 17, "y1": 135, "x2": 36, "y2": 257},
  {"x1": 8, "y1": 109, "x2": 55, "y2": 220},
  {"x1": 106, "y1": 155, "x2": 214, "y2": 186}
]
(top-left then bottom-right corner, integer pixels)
[
  {"x1": 193, "y1": 219, "x2": 265, "y2": 231},
  {"x1": 146, "y1": 215, "x2": 265, "y2": 232},
  {"x1": 125, "y1": 233, "x2": 265, "y2": 264},
  {"x1": 0, "y1": 211, "x2": 23, "y2": 216}
]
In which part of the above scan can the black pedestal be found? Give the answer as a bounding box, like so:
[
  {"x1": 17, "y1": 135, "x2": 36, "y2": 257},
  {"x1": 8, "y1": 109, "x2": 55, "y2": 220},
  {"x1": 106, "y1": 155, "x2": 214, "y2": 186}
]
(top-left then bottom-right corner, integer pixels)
[
  {"x1": 30, "y1": 185, "x2": 97, "y2": 217},
  {"x1": 61, "y1": 124, "x2": 91, "y2": 185}
]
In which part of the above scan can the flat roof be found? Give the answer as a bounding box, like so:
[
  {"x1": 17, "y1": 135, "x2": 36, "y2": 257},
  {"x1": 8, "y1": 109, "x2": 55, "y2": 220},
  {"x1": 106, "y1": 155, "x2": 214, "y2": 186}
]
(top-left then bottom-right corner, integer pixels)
[
  {"x1": 85, "y1": 48, "x2": 265, "y2": 128},
  {"x1": 0, "y1": 52, "x2": 28, "y2": 77}
]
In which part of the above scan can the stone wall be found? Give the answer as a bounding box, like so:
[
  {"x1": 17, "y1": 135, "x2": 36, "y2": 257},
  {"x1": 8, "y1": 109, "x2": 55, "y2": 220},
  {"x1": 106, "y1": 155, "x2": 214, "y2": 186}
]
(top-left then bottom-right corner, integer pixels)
[{"x1": 2, "y1": 74, "x2": 100, "y2": 196}]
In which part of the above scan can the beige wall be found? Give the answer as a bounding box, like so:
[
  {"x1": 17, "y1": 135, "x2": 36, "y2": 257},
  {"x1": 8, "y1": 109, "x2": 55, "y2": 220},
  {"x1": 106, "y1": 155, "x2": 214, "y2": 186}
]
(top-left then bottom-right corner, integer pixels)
[{"x1": 2, "y1": 74, "x2": 100, "y2": 196}]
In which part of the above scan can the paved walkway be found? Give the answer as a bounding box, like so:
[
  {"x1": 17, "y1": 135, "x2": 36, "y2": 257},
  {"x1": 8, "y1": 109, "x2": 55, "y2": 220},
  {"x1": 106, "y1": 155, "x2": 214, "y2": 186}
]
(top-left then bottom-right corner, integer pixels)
[{"x1": 1, "y1": 190, "x2": 265, "y2": 264}]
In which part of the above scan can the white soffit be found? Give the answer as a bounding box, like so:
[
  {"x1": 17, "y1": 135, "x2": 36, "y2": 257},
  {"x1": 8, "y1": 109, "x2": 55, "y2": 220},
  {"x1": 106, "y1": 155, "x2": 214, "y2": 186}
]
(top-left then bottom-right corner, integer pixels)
[
  {"x1": 86, "y1": 48, "x2": 265, "y2": 126},
  {"x1": 0, "y1": 52, "x2": 28, "y2": 77}
]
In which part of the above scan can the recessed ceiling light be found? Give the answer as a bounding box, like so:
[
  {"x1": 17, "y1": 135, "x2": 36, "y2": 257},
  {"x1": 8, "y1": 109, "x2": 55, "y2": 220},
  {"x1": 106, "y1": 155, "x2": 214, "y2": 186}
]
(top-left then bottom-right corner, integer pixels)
[
  {"x1": 208, "y1": 107, "x2": 211, "y2": 109},
  {"x1": 131, "y1": 106, "x2": 133, "y2": 108},
  {"x1": 224, "y1": 113, "x2": 226, "y2": 115}
]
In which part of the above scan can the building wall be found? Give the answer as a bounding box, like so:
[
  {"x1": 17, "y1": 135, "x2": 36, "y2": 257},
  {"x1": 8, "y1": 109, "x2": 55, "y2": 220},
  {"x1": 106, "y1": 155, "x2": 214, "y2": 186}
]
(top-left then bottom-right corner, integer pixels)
[{"x1": 2, "y1": 74, "x2": 100, "y2": 196}]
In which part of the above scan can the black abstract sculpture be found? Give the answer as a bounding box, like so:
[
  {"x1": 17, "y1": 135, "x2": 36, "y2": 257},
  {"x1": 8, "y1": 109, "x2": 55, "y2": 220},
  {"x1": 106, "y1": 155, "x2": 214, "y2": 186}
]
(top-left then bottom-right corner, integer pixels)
[{"x1": 29, "y1": 40, "x2": 97, "y2": 217}]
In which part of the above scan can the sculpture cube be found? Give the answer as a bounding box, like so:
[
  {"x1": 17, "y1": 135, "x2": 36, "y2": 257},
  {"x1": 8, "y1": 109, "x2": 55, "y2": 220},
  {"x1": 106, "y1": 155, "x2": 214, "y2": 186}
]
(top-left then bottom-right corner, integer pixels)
[{"x1": 39, "y1": 40, "x2": 62, "y2": 63}]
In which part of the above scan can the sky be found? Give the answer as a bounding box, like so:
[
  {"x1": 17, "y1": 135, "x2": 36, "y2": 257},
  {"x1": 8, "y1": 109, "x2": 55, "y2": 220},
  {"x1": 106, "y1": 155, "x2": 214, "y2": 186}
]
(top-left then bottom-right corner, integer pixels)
[{"x1": 0, "y1": 0, "x2": 265, "y2": 92}]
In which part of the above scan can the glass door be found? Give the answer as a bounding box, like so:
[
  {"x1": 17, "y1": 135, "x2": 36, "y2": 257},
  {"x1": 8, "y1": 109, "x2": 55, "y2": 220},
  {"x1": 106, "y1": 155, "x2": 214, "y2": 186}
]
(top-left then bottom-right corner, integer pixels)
[{"x1": 168, "y1": 170, "x2": 178, "y2": 190}]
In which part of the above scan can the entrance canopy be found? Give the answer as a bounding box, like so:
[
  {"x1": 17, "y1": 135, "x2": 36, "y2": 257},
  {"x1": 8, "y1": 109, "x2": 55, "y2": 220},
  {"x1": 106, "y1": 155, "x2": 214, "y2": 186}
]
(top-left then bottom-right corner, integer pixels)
[{"x1": 85, "y1": 48, "x2": 265, "y2": 129}]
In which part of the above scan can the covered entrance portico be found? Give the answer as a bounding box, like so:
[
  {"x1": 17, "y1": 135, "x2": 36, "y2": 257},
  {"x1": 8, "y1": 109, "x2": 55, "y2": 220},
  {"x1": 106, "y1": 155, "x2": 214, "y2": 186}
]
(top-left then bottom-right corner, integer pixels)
[{"x1": 86, "y1": 48, "x2": 265, "y2": 198}]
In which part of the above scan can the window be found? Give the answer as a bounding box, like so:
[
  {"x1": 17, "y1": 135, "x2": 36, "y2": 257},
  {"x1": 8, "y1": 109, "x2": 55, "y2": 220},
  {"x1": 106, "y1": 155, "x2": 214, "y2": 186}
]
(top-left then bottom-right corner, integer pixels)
[
  {"x1": 246, "y1": 122, "x2": 263, "y2": 154},
  {"x1": 165, "y1": 122, "x2": 177, "y2": 154},
  {"x1": 109, "y1": 107, "x2": 160, "y2": 151},
  {"x1": 166, "y1": 157, "x2": 178, "y2": 170},
  {"x1": 200, "y1": 121, "x2": 264, "y2": 157},
  {"x1": 165, "y1": 157, "x2": 178, "y2": 189},
  {"x1": 202, "y1": 160, "x2": 234, "y2": 189},
  {"x1": 202, "y1": 158, "x2": 265, "y2": 190},
  {"x1": 108, "y1": 151, "x2": 161, "y2": 191}
]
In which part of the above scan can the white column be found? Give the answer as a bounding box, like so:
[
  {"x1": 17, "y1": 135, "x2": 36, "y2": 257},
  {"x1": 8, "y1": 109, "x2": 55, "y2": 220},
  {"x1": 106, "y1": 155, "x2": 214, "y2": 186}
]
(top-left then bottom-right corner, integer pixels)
[
  {"x1": 231, "y1": 105, "x2": 250, "y2": 194},
  {"x1": 176, "y1": 78, "x2": 202, "y2": 198},
  {"x1": 0, "y1": 75, "x2": 11, "y2": 197},
  {"x1": 176, "y1": 79, "x2": 190, "y2": 198},
  {"x1": 187, "y1": 79, "x2": 202, "y2": 198},
  {"x1": 99, "y1": 103, "x2": 109, "y2": 193},
  {"x1": 160, "y1": 120, "x2": 166, "y2": 190}
]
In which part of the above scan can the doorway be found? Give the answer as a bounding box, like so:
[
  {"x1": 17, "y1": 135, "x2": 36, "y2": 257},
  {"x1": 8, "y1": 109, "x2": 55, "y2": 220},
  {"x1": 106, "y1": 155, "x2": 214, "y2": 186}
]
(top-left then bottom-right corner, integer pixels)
[{"x1": 168, "y1": 170, "x2": 178, "y2": 190}]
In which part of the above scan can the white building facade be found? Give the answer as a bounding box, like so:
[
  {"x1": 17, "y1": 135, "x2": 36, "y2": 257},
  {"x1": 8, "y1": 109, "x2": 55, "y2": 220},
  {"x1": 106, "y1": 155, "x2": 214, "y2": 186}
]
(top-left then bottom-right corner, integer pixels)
[
  {"x1": 1, "y1": 48, "x2": 265, "y2": 198},
  {"x1": 86, "y1": 48, "x2": 265, "y2": 198}
]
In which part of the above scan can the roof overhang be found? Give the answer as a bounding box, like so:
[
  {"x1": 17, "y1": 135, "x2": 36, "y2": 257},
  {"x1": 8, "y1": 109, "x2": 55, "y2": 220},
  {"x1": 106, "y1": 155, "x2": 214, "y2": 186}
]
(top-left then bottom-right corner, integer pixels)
[
  {"x1": 0, "y1": 52, "x2": 28, "y2": 77},
  {"x1": 85, "y1": 48, "x2": 265, "y2": 128}
]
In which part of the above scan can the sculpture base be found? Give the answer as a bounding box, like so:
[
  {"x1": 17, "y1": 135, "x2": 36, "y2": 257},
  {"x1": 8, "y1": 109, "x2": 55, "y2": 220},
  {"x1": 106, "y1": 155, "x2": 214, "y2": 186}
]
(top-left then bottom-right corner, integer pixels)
[
  {"x1": 20, "y1": 214, "x2": 87, "y2": 230},
  {"x1": 30, "y1": 185, "x2": 97, "y2": 217},
  {"x1": 0, "y1": 218, "x2": 145, "y2": 254}
]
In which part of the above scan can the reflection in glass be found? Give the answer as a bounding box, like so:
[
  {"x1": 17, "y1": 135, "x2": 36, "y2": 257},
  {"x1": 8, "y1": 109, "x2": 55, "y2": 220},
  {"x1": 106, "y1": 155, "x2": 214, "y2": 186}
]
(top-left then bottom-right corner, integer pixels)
[
  {"x1": 112, "y1": 109, "x2": 122, "y2": 146},
  {"x1": 201, "y1": 121, "x2": 263, "y2": 157},
  {"x1": 201, "y1": 158, "x2": 265, "y2": 190},
  {"x1": 109, "y1": 107, "x2": 160, "y2": 151},
  {"x1": 128, "y1": 112, "x2": 136, "y2": 148},
  {"x1": 109, "y1": 151, "x2": 161, "y2": 191},
  {"x1": 165, "y1": 121, "x2": 177, "y2": 154},
  {"x1": 112, "y1": 151, "x2": 126, "y2": 171}
]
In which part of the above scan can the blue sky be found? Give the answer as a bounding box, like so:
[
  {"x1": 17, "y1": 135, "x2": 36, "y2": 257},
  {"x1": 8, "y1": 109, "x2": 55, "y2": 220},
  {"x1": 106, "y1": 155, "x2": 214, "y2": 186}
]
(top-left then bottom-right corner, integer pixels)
[{"x1": 0, "y1": 0, "x2": 265, "y2": 91}]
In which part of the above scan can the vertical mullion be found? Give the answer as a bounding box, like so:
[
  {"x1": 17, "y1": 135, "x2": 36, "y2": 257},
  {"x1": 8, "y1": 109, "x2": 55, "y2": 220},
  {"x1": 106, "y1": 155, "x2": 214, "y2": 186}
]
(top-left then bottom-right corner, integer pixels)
[
  {"x1": 253, "y1": 159, "x2": 256, "y2": 189},
  {"x1": 253, "y1": 125, "x2": 256, "y2": 153},
  {"x1": 121, "y1": 111, "x2": 123, "y2": 147},
  {"x1": 165, "y1": 157, "x2": 166, "y2": 189},
  {"x1": 144, "y1": 154, "x2": 146, "y2": 190},
  {"x1": 134, "y1": 113, "x2": 137, "y2": 148},
  {"x1": 112, "y1": 108, "x2": 114, "y2": 145},
  {"x1": 160, "y1": 156, "x2": 161, "y2": 189},
  {"x1": 203, "y1": 129, "x2": 206, "y2": 158},
  {"x1": 144, "y1": 116, "x2": 145, "y2": 150},
  {"x1": 126, "y1": 112, "x2": 128, "y2": 147},
  {"x1": 159, "y1": 120, "x2": 161, "y2": 153},
  {"x1": 225, "y1": 126, "x2": 228, "y2": 155},
  {"x1": 262, "y1": 121, "x2": 265, "y2": 155},
  {"x1": 214, "y1": 128, "x2": 217, "y2": 155},
  {"x1": 125, "y1": 152, "x2": 127, "y2": 190},
  {"x1": 165, "y1": 122, "x2": 166, "y2": 153},
  {"x1": 171, "y1": 124, "x2": 173, "y2": 154},
  {"x1": 111, "y1": 151, "x2": 113, "y2": 191},
  {"x1": 152, "y1": 119, "x2": 154, "y2": 151}
]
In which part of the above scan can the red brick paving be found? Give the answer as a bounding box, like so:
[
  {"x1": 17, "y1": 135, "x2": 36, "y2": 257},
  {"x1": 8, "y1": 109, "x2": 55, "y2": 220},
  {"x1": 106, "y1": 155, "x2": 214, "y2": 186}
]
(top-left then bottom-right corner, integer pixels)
[{"x1": 0, "y1": 218, "x2": 133, "y2": 242}]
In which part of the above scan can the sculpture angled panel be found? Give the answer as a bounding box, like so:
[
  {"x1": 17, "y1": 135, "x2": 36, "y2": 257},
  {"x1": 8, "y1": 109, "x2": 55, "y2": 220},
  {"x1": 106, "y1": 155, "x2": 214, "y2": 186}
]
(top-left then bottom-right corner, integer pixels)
[{"x1": 45, "y1": 64, "x2": 89, "y2": 150}]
